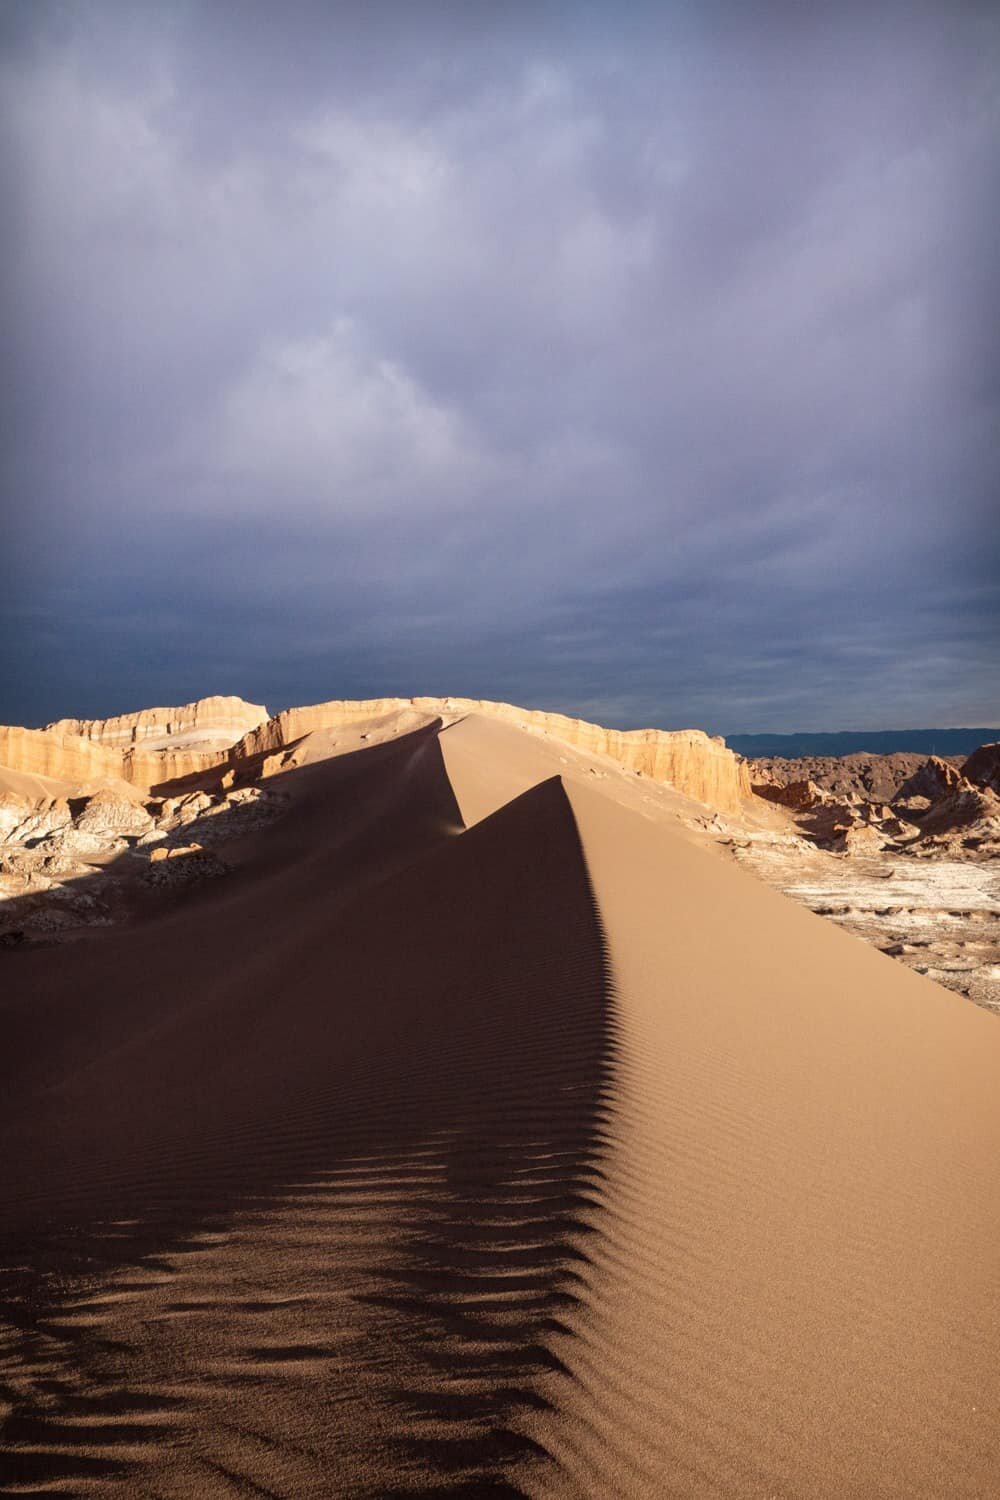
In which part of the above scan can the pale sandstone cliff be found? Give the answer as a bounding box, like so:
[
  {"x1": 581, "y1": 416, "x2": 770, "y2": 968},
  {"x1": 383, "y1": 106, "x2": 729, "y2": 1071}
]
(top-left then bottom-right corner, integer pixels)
[
  {"x1": 123, "y1": 747, "x2": 237, "y2": 793},
  {"x1": 2, "y1": 695, "x2": 750, "y2": 810},
  {"x1": 0, "y1": 723, "x2": 233, "y2": 793},
  {"x1": 233, "y1": 697, "x2": 751, "y2": 812},
  {"x1": 47, "y1": 696, "x2": 267, "y2": 750},
  {"x1": 0, "y1": 726, "x2": 126, "y2": 784},
  {"x1": 0, "y1": 698, "x2": 267, "y2": 794}
]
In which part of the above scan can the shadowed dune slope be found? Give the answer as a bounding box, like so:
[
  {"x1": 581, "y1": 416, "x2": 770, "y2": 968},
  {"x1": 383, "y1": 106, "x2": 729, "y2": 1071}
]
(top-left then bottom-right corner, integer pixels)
[
  {"x1": 1, "y1": 719, "x2": 999, "y2": 1497},
  {"x1": 0, "y1": 732, "x2": 614, "y2": 1496}
]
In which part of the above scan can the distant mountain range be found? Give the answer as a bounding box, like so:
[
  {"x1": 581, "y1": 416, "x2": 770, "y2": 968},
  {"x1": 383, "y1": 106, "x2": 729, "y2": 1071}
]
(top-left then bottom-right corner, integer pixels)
[{"x1": 726, "y1": 728, "x2": 1000, "y2": 759}]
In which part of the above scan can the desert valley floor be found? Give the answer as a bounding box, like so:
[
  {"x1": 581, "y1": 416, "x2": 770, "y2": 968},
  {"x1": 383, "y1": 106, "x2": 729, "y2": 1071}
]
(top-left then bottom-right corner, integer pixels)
[{"x1": 1, "y1": 702, "x2": 999, "y2": 1497}]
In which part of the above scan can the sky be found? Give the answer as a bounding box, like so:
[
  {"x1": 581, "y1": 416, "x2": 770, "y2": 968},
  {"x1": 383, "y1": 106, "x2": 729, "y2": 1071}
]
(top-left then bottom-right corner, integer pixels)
[{"x1": 2, "y1": 0, "x2": 998, "y2": 734}]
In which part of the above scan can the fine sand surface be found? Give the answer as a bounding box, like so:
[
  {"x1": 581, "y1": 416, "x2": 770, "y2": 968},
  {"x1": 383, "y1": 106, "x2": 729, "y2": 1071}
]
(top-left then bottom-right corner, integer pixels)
[
  {"x1": 2, "y1": 714, "x2": 999, "y2": 1496},
  {"x1": 0, "y1": 766, "x2": 86, "y2": 803}
]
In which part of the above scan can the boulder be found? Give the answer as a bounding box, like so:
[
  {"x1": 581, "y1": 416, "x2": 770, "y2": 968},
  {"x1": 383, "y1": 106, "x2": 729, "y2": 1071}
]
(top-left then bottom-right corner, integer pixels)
[{"x1": 146, "y1": 842, "x2": 227, "y2": 886}]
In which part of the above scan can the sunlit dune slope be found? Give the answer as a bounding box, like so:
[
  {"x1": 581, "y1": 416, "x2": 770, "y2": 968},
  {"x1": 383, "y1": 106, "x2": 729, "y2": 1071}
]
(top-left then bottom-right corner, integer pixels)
[
  {"x1": 536, "y1": 780, "x2": 1000, "y2": 1498},
  {"x1": 1, "y1": 715, "x2": 998, "y2": 1498}
]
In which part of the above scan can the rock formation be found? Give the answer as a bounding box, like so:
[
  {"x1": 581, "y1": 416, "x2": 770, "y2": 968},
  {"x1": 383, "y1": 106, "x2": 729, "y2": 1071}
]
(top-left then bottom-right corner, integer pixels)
[
  {"x1": 2, "y1": 696, "x2": 748, "y2": 811},
  {"x1": 961, "y1": 742, "x2": 1000, "y2": 795},
  {"x1": 749, "y1": 751, "x2": 962, "y2": 802},
  {"x1": 753, "y1": 778, "x2": 826, "y2": 810},
  {"x1": 916, "y1": 785, "x2": 1000, "y2": 838},
  {"x1": 0, "y1": 791, "x2": 32, "y2": 839},
  {"x1": 47, "y1": 696, "x2": 268, "y2": 750},
  {"x1": 0, "y1": 775, "x2": 287, "y2": 940},
  {"x1": 893, "y1": 756, "x2": 968, "y2": 804},
  {"x1": 0, "y1": 726, "x2": 126, "y2": 784},
  {"x1": 75, "y1": 789, "x2": 155, "y2": 839},
  {"x1": 3, "y1": 692, "x2": 998, "y2": 1015},
  {"x1": 830, "y1": 823, "x2": 886, "y2": 855},
  {"x1": 233, "y1": 697, "x2": 752, "y2": 811},
  {"x1": 0, "y1": 697, "x2": 269, "y2": 794}
]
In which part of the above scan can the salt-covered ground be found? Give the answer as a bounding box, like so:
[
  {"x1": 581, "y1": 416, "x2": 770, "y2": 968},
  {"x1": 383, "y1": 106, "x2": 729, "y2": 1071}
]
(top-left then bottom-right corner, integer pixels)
[{"x1": 732, "y1": 833, "x2": 1000, "y2": 1011}]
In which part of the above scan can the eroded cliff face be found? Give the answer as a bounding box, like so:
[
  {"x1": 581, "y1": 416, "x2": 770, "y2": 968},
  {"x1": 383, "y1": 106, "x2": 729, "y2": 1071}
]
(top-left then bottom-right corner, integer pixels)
[
  {"x1": 2, "y1": 694, "x2": 750, "y2": 810},
  {"x1": 124, "y1": 748, "x2": 241, "y2": 793},
  {"x1": 233, "y1": 697, "x2": 752, "y2": 811},
  {"x1": 0, "y1": 726, "x2": 125, "y2": 784},
  {"x1": 0, "y1": 698, "x2": 268, "y2": 793},
  {"x1": 47, "y1": 696, "x2": 268, "y2": 750}
]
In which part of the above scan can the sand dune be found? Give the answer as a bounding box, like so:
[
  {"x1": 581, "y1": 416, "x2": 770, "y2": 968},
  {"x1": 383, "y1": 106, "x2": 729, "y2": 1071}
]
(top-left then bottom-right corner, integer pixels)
[
  {"x1": 547, "y1": 781, "x2": 1000, "y2": 1497},
  {"x1": 2, "y1": 714, "x2": 998, "y2": 1496}
]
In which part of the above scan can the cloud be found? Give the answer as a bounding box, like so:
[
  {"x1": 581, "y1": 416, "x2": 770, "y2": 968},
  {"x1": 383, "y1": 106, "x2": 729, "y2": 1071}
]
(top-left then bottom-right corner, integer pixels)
[
  {"x1": 210, "y1": 319, "x2": 491, "y2": 519},
  {"x1": 1, "y1": 0, "x2": 998, "y2": 730}
]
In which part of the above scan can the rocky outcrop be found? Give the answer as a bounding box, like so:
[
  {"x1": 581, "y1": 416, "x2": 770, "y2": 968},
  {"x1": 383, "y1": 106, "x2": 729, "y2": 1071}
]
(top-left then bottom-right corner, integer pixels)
[
  {"x1": 753, "y1": 779, "x2": 826, "y2": 810},
  {"x1": 0, "y1": 725, "x2": 125, "y2": 784},
  {"x1": 47, "y1": 695, "x2": 268, "y2": 751},
  {"x1": 2, "y1": 797, "x2": 73, "y2": 845},
  {"x1": 917, "y1": 785, "x2": 1000, "y2": 837},
  {"x1": 123, "y1": 747, "x2": 234, "y2": 793},
  {"x1": 233, "y1": 696, "x2": 752, "y2": 812},
  {"x1": 893, "y1": 756, "x2": 968, "y2": 804},
  {"x1": 146, "y1": 843, "x2": 228, "y2": 886},
  {"x1": 0, "y1": 791, "x2": 32, "y2": 839},
  {"x1": 961, "y1": 742, "x2": 1000, "y2": 795},
  {"x1": 0, "y1": 723, "x2": 232, "y2": 793},
  {"x1": 1, "y1": 776, "x2": 289, "y2": 941},
  {"x1": 748, "y1": 751, "x2": 960, "y2": 803},
  {"x1": 75, "y1": 790, "x2": 155, "y2": 838},
  {"x1": 4, "y1": 693, "x2": 749, "y2": 811},
  {"x1": 831, "y1": 823, "x2": 885, "y2": 855},
  {"x1": 1, "y1": 697, "x2": 268, "y2": 794}
]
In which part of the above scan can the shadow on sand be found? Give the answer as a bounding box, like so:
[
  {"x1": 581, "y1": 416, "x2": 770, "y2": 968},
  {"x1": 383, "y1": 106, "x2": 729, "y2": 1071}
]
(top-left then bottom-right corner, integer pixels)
[{"x1": 0, "y1": 727, "x2": 619, "y2": 1496}]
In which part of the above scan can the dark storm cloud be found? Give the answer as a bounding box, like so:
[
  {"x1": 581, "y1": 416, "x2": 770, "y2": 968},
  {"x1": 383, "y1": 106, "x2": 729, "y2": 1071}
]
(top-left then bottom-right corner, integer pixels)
[{"x1": 2, "y1": 0, "x2": 998, "y2": 730}]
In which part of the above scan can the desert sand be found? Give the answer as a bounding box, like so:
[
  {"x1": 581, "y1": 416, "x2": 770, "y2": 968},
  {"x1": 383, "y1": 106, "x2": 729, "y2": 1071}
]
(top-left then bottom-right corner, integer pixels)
[{"x1": 2, "y1": 705, "x2": 999, "y2": 1496}]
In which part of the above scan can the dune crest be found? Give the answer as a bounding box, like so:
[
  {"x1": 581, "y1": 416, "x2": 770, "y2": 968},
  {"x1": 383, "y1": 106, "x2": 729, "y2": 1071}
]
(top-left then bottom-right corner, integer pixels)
[
  {"x1": 0, "y1": 692, "x2": 750, "y2": 808},
  {"x1": 2, "y1": 711, "x2": 999, "y2": 1495},
  {"x1": 233, "y1": 694, "x2": 752, "y2": 811}
]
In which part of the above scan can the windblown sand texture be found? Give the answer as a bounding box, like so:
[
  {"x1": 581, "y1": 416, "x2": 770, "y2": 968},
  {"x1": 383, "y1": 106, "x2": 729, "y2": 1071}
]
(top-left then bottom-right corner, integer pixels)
[{"x1": 2, "y1": 712, "x2": 999, "y2": 1497}]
